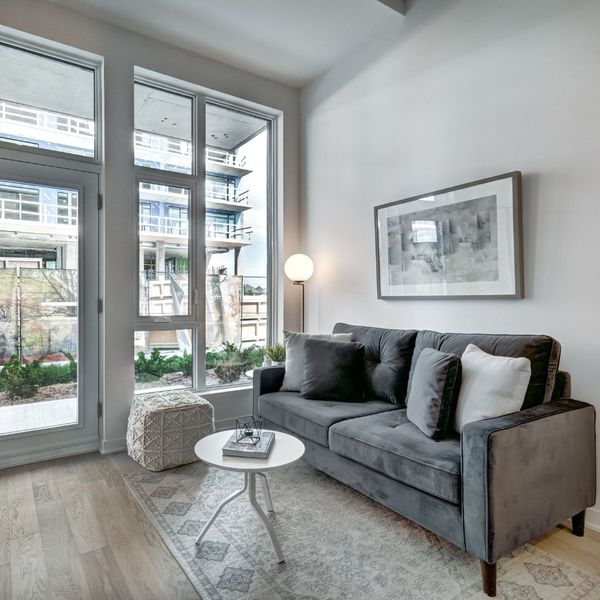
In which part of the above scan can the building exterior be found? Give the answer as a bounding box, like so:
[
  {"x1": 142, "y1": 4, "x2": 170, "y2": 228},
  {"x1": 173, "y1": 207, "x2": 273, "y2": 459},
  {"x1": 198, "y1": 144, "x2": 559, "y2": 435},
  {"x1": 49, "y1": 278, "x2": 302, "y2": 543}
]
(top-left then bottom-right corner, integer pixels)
[{"x1": 0, "y1": 99, "x2": 267, "y2": 362}]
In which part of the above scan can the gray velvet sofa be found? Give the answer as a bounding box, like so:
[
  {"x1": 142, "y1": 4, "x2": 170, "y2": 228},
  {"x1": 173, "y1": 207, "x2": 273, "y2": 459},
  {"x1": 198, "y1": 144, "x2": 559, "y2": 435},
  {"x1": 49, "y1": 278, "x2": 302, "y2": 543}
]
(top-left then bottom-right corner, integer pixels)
[{"x1": 253, "y1": 323, "x2": 597, "y2": 597}]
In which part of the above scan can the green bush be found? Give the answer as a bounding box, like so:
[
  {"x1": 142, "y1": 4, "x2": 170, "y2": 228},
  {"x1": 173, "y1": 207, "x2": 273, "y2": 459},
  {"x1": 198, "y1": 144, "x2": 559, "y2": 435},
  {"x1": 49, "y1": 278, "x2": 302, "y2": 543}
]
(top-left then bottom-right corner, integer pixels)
[
  {"x1": 240, "y1": 345, "x2": 264, "y2": 369},
  {"x1": 135, "y1": 348, "x2": 193, "y2": 380},
  {"x1": 38, "y1": 362, "x2": 77, "y2": 386},
  {"x1": 167, "y1": 350, "x2": 192, "y2": 377},
  {"x1": 208, "y1": 342, "x2": 264, "y2": 384},
  {"x1": 205, "y1": 350, "x2": 221, "y2": 370},
  {"x1": 0, "y1": 356, "x2": 42, "y2": 399},
  {"x1": 213, "y1": 357, "x2": 244, "y2": 384},
  {"x1": 0, "y1": 354, "x2": 78, "y2": 399},
  {"x1": 135, "y1": 348, "x2": 168, "y2": 378}
]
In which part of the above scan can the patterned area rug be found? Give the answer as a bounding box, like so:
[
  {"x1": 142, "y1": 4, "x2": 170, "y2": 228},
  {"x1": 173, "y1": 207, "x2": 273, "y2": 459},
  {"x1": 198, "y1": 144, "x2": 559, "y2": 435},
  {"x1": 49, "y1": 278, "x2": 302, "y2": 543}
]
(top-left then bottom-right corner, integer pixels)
[{"x1": 123, "y1": 460, "x2": 600, "y2": 600}]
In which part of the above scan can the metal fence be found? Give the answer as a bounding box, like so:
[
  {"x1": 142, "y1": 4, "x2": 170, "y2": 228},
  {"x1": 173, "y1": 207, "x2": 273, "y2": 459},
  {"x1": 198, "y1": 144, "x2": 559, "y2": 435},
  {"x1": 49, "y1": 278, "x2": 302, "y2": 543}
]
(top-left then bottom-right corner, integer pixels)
[{"x1": 0, "y1": 267, "x2": 78, "y2": 363}]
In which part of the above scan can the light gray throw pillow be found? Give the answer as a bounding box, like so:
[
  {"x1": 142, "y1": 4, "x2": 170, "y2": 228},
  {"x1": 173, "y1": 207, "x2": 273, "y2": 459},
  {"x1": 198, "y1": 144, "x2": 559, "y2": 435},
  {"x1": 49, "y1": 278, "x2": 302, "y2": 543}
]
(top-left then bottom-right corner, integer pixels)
[
  {"x1": 406, "y1": 348, "x2": 462, "y2": 439},
  {"x1": 454, "y1": 344, "x2": 531, "y2": 432},
  {"x1": 280, "y1": 330, "x2": 353, "y2": 392}
]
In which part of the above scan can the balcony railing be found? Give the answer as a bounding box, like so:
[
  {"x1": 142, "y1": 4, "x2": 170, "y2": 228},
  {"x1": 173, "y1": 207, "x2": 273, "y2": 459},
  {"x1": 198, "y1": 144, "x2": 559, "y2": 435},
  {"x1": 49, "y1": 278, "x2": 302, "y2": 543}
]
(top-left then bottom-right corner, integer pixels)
[
  {"x1": 0, "y1": 197, "x2": 78, "y2": 226},
  {"x1": 207, "y1": 223, "x2": 252, "y2": 241},
  {"x1": 134, "y1": 134, "x2": 246, "y2": 169},
  {"x1": 205, "y1": 180, "x2": 249, "y2": 205},
  {"x1": 0, "y1": 100, "x2": 95, "y2": 138},
  {"x1": 139, "y1": 214, "x2": 252, "y2": 241},
  {"x1": 206, "y1": 148, "x2": 247, "y2": 169},
  {"x1": 140, "y1": 180, "x2": 248, "y2": 208}
]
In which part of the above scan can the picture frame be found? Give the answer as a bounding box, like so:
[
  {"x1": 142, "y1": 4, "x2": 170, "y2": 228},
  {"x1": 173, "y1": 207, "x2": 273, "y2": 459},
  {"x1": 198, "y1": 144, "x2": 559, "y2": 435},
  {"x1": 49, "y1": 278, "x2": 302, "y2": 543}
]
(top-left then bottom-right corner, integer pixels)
[{"x1": 374, "y1": 172, "x2": 523, "y2": 299}]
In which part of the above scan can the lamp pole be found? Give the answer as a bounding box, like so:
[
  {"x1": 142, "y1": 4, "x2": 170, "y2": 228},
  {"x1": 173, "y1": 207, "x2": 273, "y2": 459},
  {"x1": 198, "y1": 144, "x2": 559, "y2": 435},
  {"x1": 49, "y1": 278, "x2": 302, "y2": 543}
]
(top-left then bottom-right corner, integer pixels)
[
  {"x1": 284, "y1": 254, "x2": 313, "y2": 334},
  {"x1": 292, "y1": 281, "x2": 305, "y2": 333}
]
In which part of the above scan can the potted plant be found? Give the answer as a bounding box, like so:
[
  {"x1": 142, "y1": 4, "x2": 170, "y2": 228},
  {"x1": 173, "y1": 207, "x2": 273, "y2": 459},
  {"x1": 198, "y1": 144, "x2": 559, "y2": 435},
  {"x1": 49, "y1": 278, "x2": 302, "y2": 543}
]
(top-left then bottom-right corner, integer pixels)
[{"x1": 265, "y1": 344, "x2": 286, "y2": 366}]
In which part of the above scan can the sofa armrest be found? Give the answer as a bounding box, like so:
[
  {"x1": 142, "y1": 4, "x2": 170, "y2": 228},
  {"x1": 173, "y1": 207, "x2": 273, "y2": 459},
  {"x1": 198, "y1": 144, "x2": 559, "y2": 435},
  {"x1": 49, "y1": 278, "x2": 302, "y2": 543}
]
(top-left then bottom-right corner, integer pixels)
[
  {"x1": 461, "y1": 399, "x2": 596, "y2": 564},
  {"x1": 252, "y1": 366, "x2": 285, "y2": 417}
]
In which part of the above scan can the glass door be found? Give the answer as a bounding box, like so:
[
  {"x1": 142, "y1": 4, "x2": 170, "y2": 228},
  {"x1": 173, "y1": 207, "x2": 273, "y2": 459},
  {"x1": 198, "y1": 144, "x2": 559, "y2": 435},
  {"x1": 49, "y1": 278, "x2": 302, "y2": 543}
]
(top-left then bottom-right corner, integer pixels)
[{"x1": 0, "y1": 158, "x2": 99, "y2": 462}]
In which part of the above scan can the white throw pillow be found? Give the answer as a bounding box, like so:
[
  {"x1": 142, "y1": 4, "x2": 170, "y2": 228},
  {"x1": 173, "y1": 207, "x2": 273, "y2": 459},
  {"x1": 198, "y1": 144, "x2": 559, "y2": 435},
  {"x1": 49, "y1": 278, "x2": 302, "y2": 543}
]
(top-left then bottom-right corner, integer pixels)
[
  {"x1": 454, "y1": 344, "x2": 532, "y2": 432},
  {"x1": 280, "y1": 330, "x2": 353, "y2": 392}
]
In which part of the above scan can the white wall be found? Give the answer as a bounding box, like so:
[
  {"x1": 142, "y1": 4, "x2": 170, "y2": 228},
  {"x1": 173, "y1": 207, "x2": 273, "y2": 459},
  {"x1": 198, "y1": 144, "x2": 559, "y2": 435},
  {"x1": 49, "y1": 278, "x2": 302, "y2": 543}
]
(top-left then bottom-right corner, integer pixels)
[
  {"x1": 0, "y1": 0, "x2": 301, "y2": 454},
  {"x1": 301, "y1": 0, "x2": 600, "y2": 527}
]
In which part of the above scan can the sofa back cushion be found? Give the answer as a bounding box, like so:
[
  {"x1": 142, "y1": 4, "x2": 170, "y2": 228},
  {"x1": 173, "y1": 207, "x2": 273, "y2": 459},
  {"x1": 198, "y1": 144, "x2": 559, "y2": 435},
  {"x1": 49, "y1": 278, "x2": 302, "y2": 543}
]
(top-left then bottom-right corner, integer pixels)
[
  {"x1": 408, "y1": 330, "x2": 561, "y2": 409},
  {"x1": 333, "y1": 323, "x2": 418, "y2": 405},
  {"x1": 301, "y1": 339, "x2": 366, "y2": 402}
]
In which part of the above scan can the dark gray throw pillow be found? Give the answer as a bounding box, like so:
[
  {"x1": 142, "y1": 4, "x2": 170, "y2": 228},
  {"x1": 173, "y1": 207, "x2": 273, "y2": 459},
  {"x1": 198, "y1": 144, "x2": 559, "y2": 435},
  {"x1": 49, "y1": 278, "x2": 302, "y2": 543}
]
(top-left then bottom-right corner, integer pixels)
[
  {"x1": 406, "y1": 348, "x2": 461, "y2": 439},
  {"x1": 301, "y1": 338, "x2": 365, "y2": 402}
]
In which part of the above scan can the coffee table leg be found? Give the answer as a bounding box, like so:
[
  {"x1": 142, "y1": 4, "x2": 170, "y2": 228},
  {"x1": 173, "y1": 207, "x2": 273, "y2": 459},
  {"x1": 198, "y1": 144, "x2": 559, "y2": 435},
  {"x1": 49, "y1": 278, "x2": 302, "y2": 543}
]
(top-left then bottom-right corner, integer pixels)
[
  {"x1": 195, "y1": 475, "x2": 248, "y2": 546},
  {"x1": 257, "y1": 472, "x2": 274, "y2": 512},
  {"x1": 248, "y1": 473, "x2": 285, "y2": 563}
]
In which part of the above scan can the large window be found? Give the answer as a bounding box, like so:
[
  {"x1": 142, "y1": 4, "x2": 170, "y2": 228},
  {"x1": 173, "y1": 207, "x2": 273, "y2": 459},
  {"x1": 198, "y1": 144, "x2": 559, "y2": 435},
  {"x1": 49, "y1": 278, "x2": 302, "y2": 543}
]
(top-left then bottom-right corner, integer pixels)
[
  {"x1": 134, "y1": 78, "x2": 274, "y2": 392},
  {"x1": 0, "y1": 43, "x2": 96, "y2": 157}
]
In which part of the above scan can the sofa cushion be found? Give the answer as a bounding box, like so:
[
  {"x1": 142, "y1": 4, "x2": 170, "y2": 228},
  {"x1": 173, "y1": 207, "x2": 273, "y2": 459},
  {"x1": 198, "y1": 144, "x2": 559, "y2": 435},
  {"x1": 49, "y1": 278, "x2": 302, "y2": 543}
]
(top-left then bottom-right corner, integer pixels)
[
  {"x1": 329, "y1": 410, "x2": 461, "y2": 504},
  {"x1": 406, "y1": 348, "x2": 462, "y2": 439},
  {"x1": 259, "y1": 392, "x2": 399, "y2": 447},
  {"x1": 454, "y1": 344, "x2": 531, "y2": 432},
  {"x1": 301, "y1": 339, "x2": 365, "y2": 401},
  {"x1": 332, "y1": 323, "x2": 418, "y2": 406},
  {"x1": 280, "y1": 330, "x2": 354, "y2": 392},
  {"x1": 408, "y1": 330, "x2": 560, "y2": 409}
]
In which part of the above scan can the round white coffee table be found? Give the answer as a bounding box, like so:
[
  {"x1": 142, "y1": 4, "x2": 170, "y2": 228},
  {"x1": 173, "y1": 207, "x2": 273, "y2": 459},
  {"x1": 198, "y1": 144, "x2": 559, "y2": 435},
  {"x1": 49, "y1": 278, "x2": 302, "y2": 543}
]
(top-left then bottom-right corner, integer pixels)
[{"x1": 194, "y1": 429, "x2": 305, "y2": 563}]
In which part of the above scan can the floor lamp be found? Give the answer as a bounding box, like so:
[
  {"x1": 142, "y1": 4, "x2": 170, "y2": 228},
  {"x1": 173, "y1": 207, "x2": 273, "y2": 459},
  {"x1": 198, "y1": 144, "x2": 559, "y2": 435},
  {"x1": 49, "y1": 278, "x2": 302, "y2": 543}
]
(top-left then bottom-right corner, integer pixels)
[{"x1": 284, "y1": 254, "x2": 314, "y2": 333}]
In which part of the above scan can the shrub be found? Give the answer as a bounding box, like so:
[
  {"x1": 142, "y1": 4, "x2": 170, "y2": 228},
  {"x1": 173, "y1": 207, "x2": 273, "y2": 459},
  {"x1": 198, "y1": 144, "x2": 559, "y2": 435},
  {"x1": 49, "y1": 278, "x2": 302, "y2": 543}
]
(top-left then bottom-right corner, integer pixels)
[
  {"x1": 213, "y1": 357, "x2": 244, "y2": 384},
  {"x1": 167, "y1": 350, "x2": 192, "y2": 377},
  {"x1": 0, "y1": 355, "x2": 43, "y2": 399},
  {"x1": 241, "y1": 345, "x2": 264, "y2": 369},
  {"x1": 205, "y1": 350, "x2": 221, "y2": 370},
  {"x1": 38, "y1": 362, "x2": 77, "y2": 386},
  {"x1": 135, "y1": 348, "x2": 168, "y2": 378}
]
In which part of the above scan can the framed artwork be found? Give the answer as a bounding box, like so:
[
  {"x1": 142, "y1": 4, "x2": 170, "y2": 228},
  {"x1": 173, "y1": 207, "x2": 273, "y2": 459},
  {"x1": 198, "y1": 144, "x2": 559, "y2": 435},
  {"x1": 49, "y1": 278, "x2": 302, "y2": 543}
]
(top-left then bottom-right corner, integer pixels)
[{"x1": 374, "y1": 172, "x2": 523, "y2": 299}]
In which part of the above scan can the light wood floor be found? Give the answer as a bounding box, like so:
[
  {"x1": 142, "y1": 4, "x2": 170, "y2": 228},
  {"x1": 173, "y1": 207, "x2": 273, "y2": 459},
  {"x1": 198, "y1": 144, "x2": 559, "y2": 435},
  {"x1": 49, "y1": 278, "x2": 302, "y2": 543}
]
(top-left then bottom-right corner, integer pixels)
[{"x1": 0, "y1": 452, "x2": 598, "y2": 600}]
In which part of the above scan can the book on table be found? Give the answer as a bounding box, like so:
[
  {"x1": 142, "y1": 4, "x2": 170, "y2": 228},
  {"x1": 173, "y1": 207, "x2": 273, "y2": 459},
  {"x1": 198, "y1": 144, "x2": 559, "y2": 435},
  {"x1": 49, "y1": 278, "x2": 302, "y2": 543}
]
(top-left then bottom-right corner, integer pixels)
[{"x1": 222, "y1": 431, "x2": 275, "y2": 459}]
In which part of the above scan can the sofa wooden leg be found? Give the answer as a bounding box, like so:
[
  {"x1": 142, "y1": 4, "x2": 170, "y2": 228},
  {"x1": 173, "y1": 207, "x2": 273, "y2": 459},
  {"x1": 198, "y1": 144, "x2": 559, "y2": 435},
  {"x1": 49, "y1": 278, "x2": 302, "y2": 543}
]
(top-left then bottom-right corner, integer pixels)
[
  {"x1": 572, "y1": 510, "x2": 586, "y2": 537},
  {"x1": 480, "y1": 560, "x2": 497, "y2": 597}
]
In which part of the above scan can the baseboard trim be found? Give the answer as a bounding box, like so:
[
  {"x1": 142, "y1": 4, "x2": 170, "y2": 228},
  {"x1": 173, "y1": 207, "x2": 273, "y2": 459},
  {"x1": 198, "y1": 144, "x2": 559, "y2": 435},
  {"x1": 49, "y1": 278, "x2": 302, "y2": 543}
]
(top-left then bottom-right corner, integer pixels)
[
  {"x1": 99, "y1": 437, "x2": 127, "y2": 454},
  {"x1": 587, "y1": 507, "x2": 600, "y2": 533},
  {"x1": 0, "y1": 439, "x2": 99, "y2": 469}
]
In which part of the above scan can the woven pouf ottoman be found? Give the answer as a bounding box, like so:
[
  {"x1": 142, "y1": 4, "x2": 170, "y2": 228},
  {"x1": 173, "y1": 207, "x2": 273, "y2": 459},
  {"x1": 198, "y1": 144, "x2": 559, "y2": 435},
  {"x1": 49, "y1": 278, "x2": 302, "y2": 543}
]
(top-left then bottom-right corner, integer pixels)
[{"x1": 127, "y1": 390, "x2": 215, "y2": 471}]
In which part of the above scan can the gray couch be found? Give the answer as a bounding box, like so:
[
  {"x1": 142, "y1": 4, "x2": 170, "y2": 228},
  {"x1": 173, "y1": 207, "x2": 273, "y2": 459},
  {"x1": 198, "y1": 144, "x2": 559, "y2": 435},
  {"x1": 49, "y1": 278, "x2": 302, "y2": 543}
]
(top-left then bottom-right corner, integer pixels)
[{"x1": 253, "y1": 323, "x2": 597, "y2": 597}]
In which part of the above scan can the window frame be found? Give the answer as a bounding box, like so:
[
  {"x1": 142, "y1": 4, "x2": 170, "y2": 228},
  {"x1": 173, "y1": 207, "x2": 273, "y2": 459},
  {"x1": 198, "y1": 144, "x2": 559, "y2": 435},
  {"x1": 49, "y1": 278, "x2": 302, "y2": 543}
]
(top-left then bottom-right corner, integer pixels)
[
  {"x1": 0, "y1": 34, "x2": 103, "y2": 164},
  {"x1": 133, "y1": 78, "x2": 206, "y2": 390},
  {"x1": 133, "y1": 75, "x2": 279, "y2": 393}
]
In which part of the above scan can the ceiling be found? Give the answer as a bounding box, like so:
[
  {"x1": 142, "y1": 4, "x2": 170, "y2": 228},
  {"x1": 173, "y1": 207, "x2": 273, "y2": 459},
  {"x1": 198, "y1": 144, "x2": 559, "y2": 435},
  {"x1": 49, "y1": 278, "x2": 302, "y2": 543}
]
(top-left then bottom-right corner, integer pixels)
[
  {"x1": 135, "y1": 83, "x2": 267, "y2": 149},
  {"x1": 46, "y1": 0, "x2": 403, "y2": 88},
  {"x1": 0, "y1": 42, "x2": 94, "y2": 119}
]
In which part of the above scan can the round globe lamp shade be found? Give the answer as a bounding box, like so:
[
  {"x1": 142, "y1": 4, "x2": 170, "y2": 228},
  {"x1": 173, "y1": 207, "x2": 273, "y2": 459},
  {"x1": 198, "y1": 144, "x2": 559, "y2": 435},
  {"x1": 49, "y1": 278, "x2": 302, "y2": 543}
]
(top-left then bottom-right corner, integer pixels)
[{"x1": 284, "y1": 254, "x2": 314, "y2": 283}]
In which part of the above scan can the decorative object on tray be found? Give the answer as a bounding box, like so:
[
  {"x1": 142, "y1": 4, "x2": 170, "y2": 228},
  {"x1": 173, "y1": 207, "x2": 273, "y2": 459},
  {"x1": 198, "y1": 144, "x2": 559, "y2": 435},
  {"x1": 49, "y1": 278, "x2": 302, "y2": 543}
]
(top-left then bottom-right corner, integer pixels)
[
  {"x1": 374, "y1": 171, "x2": 523, "y2": 299},
  {"x1": 222, "y1": 431, "x2": 275, "y2": 459},
  {"x1": 236, "y1": 415, "x2": 263, "y2": 444},
  {"x1": 221, "y1": 416, "x2": 275, "y2": 458}
]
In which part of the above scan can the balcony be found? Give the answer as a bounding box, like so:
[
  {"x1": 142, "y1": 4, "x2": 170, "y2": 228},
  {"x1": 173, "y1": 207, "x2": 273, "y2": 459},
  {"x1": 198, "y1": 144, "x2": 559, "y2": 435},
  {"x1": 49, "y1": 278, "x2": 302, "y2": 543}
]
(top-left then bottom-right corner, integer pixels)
[
  {"x1": 0, "y1": 100, "x2": 95, "y2": 156},
  {"x1": 0, "y1": 196, "x2": 77, "y2": 240},
  {"x1": 206, "y1": 148, "x2": 252, "y2": 178},
  {"x1": 205, "y1": 181, "x2": 250, "y2": 212},
  {"x1": 139, "y1": 214, "x2": 252, "y2": 247}
]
